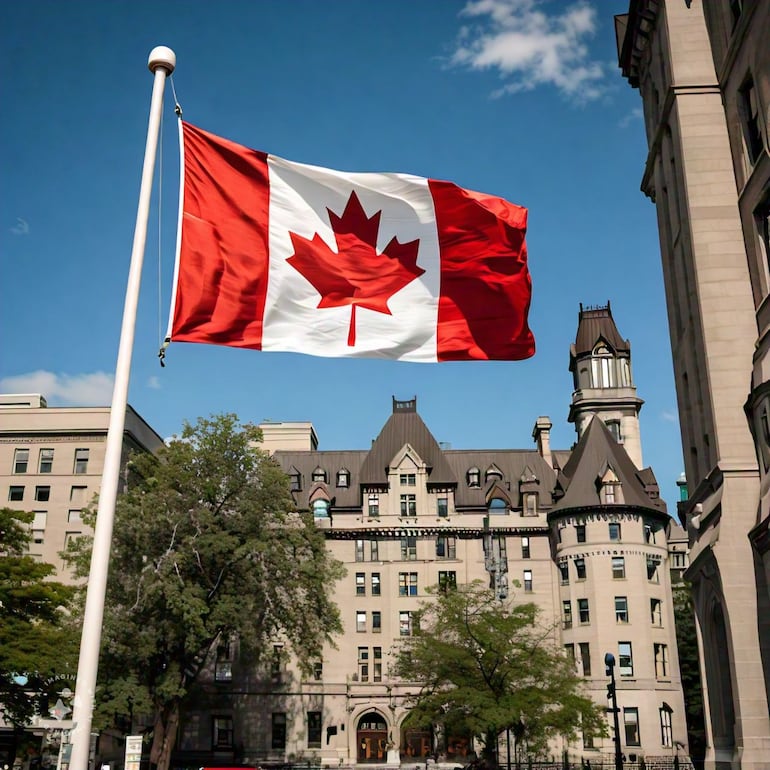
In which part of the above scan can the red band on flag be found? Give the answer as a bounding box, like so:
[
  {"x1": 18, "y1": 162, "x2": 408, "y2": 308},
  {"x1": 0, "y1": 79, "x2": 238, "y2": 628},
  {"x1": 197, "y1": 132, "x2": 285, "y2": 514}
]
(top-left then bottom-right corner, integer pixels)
[{"x1": 172, "y1": 123, "x2": 270, "y2": 349}]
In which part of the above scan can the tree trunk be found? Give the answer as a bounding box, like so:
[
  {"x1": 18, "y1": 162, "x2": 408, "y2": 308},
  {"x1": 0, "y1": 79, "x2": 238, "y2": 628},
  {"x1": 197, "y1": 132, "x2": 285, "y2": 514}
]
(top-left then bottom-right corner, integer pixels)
[{"x1": 150, "y1": 701, "x2": 180, "y2": 770}]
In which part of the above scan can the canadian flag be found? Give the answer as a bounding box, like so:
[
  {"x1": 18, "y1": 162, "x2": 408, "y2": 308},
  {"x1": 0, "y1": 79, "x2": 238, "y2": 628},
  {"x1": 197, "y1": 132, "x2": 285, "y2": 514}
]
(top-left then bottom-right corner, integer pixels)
[{"x1": 167, "y1": 122, "x2": 534, "y2": 362}]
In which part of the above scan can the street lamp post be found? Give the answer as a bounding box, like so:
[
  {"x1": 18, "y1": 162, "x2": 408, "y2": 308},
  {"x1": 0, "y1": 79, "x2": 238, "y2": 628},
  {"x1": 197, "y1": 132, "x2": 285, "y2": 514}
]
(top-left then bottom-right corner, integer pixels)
[{"x1": 604, "y1": 653, "x2": 623, "y2": 770}]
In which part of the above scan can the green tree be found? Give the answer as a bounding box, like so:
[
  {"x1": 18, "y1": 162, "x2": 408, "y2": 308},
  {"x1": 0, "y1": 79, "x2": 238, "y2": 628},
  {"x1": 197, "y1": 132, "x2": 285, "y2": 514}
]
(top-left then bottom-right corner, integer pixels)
[
  {"x1": 63, "y1": 414, "x2": 345, "y2": 770},
  {"x1": 672, "y1": 582, "x2": 706, "y2": 767},
  {"x1": 0, "y1": 507, "x2": 77, "y2": 726},
  {"x1": 393, "y1": 581, "x2": 606, "y2": 765}
]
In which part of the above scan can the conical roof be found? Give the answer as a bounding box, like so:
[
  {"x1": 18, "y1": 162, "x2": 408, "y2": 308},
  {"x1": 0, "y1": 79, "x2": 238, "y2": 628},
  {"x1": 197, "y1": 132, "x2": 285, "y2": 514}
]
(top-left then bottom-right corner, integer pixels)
[
  {"x1": 552, "y1": 415, "x2": 665, "y2": 512},
  {"x1": 571, "y1": 302, "x2": 630, "y2": 363}
]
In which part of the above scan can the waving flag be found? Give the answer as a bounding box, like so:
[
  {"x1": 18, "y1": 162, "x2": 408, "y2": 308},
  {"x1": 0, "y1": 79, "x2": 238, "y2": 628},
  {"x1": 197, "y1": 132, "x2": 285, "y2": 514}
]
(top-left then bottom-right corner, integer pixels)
[{"x1": 167, "y1": 122, "x2": 534, "y2": 362}]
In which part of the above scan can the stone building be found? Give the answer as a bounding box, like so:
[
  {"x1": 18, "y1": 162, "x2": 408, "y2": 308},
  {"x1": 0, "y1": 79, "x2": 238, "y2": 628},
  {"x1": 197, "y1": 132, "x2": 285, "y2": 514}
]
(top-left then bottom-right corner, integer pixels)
[
  {"x1": 616, "y1": 2, "x2": 770, "y2": 768},
  {"x1": 0, "y1": 393, "x2": 164, "y2": 764},
  {"x1": 172, "y1": 304, "x2": 691, "y2": 769}
]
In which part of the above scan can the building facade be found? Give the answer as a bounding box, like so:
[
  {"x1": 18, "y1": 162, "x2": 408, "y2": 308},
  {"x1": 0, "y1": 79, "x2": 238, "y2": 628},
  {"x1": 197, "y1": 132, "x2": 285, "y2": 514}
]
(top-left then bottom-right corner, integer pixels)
[
  {"x1": 171, "y1": 305, "x2": 691, "y2": 769},
  {"x1": 0, "y1": 393, "x2": 165, "y2": 765},
  {"x1": 617, "y1": 2, "x2": 770, "y2": 769}
]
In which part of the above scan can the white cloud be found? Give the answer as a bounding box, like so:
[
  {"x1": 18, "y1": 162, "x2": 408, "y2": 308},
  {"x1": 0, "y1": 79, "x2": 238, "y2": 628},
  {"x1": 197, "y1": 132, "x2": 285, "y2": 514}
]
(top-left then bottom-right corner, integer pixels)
[
  {"x1": 619, "y1": 106, "x2": 644, "y2": 127},
  {"x1": 450, "y1": 0, "x2": 606, "y2": 102},
  {"x1": 0, "y1": 370, "x2": 114, "y2": 406},
  {"x1": 661, "y1": 410, "x2": 679, "y2": 424},
  {"x1": 10, "y1": 217, "x2": 30, "y2": 235},
  {"x1": 147, "y1": 375, "x2": 161, "y2": 390}
]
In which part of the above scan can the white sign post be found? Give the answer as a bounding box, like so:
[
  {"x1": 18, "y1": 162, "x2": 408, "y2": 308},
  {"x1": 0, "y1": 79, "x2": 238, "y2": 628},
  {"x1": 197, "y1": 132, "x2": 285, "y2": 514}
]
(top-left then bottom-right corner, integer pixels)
[{"x1": 124, "y1": 736, "x2": 143, "y2": 770}]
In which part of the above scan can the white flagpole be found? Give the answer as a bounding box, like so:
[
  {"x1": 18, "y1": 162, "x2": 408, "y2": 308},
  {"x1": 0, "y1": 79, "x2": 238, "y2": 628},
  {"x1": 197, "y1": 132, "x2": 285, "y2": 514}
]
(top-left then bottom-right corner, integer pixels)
[{"x1": 68, "y1": 46, "x2": 176, "y2": 770}]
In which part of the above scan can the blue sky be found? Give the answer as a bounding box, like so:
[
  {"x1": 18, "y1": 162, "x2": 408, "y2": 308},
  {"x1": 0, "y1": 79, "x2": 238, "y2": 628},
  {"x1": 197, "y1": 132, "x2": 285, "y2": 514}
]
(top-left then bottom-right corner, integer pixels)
[{"x1": 0, "y1": 1, "x2": 684, "y2": 505}]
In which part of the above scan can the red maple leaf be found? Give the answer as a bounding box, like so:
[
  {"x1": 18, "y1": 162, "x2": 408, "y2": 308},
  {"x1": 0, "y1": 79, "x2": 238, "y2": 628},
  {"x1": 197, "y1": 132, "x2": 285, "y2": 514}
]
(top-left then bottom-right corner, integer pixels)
[{"x1": 287, "y1": 191, "x2": 424, "y2": 346}]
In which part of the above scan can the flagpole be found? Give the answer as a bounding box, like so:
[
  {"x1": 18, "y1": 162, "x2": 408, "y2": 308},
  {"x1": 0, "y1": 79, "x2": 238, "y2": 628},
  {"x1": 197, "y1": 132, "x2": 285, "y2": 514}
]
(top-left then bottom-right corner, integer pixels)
[{"x1": 68, "y1": 46, "x2": 176, "y2": 770}]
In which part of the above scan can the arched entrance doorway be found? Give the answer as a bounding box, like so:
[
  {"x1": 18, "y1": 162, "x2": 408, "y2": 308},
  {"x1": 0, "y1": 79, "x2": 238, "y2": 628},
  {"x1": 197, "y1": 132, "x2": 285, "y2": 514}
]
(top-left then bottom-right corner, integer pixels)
[
  {"x1": 357, "y1": 712, "x2": 388, "y2": 763},
  {"x1": 401, "y1": 726, "x2": 432, "y2": 759}
]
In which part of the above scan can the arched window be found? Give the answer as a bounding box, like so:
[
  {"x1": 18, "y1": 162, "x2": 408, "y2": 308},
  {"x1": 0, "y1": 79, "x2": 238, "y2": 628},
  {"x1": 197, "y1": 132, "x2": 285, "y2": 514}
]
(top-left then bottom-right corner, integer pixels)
[
  {"x1": 336, "y1": 469, "x2": 350, "y2": 488},
  {"x1": 591, "y1": 343, "x2": 615, "y2": 388},
  {"x1": 485, "y1": 466, "x2": 503, "y2": 483},
  {"x1": 467, "y1": 467, "x2": 480, "y2": 487},
  {"x1": 312, "y1": 499, "x2": 330, "y2": 519},
  {"x1": 488, "y1": 497, "x2": 507, "y2": 514}
]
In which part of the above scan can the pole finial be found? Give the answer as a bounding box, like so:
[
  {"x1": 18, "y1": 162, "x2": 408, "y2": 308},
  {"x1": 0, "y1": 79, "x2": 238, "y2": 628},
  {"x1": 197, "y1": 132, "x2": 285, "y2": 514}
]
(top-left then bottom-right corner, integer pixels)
[{"x1": 148, "y1": 46, "x2": 176, "y2": 74}]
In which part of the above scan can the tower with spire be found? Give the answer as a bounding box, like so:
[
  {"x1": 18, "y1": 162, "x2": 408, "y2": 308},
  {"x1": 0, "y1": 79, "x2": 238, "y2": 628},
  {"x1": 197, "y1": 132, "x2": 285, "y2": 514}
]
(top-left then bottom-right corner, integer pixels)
[{"x1": 568, "y1": 301, "x2": 644, "y2": 469}]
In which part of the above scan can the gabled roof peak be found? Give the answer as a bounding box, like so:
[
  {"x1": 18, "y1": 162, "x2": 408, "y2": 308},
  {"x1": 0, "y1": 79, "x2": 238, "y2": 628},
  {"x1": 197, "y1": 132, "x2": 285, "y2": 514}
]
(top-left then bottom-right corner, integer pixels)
[{"x1": 572, "y1": 301, "x2": 630, "y2": 361}]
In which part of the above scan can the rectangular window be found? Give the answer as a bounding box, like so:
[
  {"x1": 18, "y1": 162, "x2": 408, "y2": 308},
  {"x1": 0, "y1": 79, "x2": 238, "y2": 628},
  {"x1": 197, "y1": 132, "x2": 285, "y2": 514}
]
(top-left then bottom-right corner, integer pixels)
[
  {"x1": 650, "y1": 598, "x2": 663, "y2": 626},
  {"x1": 654, "y1": 643, "x2": 669, "y2": 678},
  {"x1": 35, "y1": 486, "x2": 51, "y2": 502},
  {"x1": 579, "y1": 642, "x2": 591, "y2": 676},
  {"x1": 400, "y1": 494, "x2": 417, "y2": 516},
  {"x1": 562, "y1": 600, "x2": 572, "y2": 629},
  {"x1": 70, "y1": 485, "x2": 87, "y2": 504},
  {"x1": 647, "y1": 557, "x2": 660, "y2": 583},
  {"x1": 564, "y1": 643, "x2": 575, "y2": 661},
  {"x1": 659, "y1": 707, "x2": 673, "y2": 748},
  {"x1": 399, "y1": 572, "x2": 418, "y2": 596},
  {"x1": 313, "y1": 661, "x2": 323, "y2": 681},
  {"x1": 368, "y1": 494, "x2": 379, "y2": 518},
  {"x1": 372, "y1": 611, "x2": 381, "y2": 633},
  {"x1": 619, "y1": 642, "x2": 634, "y2": 677},
  {"x1": 32, "y1": 511, "x2": 47, "y2": 544},
  {"x1": 371, "y1": 573, "x2": 381, "y2": 596},
  {"x1": 575, "y1": 558, "x2": 586, "y2": 579},
  {"x1": 521, "y1": 536, "x2": 530, "y2": 559},
  {"x1": 437, "y1": 496, "x2": 448, "y2": 517},
  {"x1": 358, "y1": 646, "x2": 369, "y2": 682},
  {"x1": 401, "y1": 536, "x2": 417, "y2": 560},
  {"x1": 373, "y1": 647, "x2": 382, "y2": 682},
  {"x1": 524, "y1": 493, "x2": 537, "y2": 516},
  {"x1": 8, "y1": 486, "x2": 24, "y2": 501},
  {"x1": 13, "y1": 448, "x2": 29, "y2": 474},
  {"x1": 73, "y1": 448, "x2": 89, "y2": 474},
  {"x1": 740, "y1": 75, "x2": 763, "y2": 164},
  {"x1": 213, "y1": 716, "x2": 234, "y2": 749},
  {"x1": 438, "y1": 570, "x2": 457, "y2": 592},
  {"x1": 399, "y1": 611, "x2": 413, "y2": 636},
  {"x1": 523, "y1": 569, "x2": 533, "y2": 592},
  {"x1": 644, "y1": 523, "x2": 656, "y2": 544},
  {"x1": 615, "y1": 596, "x2": 629, "y2": 623},
  {"x1": 39, "y1": 448, "x2": 54, "y2": 474},
  {"x1": 307, "y1": 711, "x2": 322, "y2": 748},
  {"x1": 400, "y1": 473, "x2": 416, "y2": 486},
  {"x1": 355, "y1": 539, "x2": 365, "y2": 562},
  {"x1": 370, "y1": 540, "x2": 379, "y2": 561},
  {"x1": 609, "y1": 522, "x2": 621, "y2": 541},
  {"x1": 578, "y1": 598, "x2": 590, "y2": 624},
  {"x1": 558, "y1": 562, "x2": 569, "y2": 584},
  {"x1": 575, "y1": 524, "x2": 586, "y2": 543},
  {"x1": 215, "y1": 640, "x2": 233, "y2": 682},
  {"x1": 356, "y1": 573, "x2": 366, "y2": 596},
  {"x1": 436, "y1": 536, "x2": 456, "y2": 559},
  {"x1": 612, "y1": 556, "x2": 626, "y2": 579},
  {"x1": 755, "y1": 192, "x2": 770, "y2": 279},
  {"x1": 68, "y1": 509, "x2": 82, "y2": 523},
  {"x1": 623, "y1": 708, "x2": 640, "y2": 746},
  {"x1": 271, "y1": 712, "x2": 287, "y2": 750},
  {"x1": 356, "y1": 611, "x2": 366, "y2": 632}
]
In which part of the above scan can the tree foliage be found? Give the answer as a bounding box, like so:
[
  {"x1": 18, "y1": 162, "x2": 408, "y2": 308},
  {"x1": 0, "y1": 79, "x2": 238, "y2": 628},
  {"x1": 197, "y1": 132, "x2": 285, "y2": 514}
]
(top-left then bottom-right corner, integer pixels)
[
  {"x1": 393, "y1": 581, "x2": 606, "y2": 762},
  {"x1": 63, "y1": 414, "x2": 345, "y2": 770},
  {"x1": 0, "y1": 507, "x2": 77, "y2": 726}
]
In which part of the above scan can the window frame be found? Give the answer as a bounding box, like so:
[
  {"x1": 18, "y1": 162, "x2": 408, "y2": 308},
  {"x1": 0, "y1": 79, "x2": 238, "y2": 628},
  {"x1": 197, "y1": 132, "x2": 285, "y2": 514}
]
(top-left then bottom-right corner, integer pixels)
[
  {"x1": 618, "y1": 641, "x2": 634, "y2": 677},
  {"x1": 39, "y1": 448, "x2": 54, "y2": 474},
  {"x1": 612, "y1": 556, "x2": 626, "y2": 579},
  {"x1": 615, "y1": 596, "x2": 629, "y2": 623},
  {"x1": 623, "y1": 707, "x2": 640, "y2": 747},
  {"x1": 307, "y1": 711, "x2": 322, "y2": 748},
  {"x1": 578, "y1": 598, "x2": 590, "y2": 624},
  {"x1": 212, "y1": 716, "x2": 234, "y2": 749},
  {"x1": 8, "y1": 485, "x2": 24, "y2": 501},
  {"x1": 13, "y1": 448, "x2": 30, "y2": 474}
]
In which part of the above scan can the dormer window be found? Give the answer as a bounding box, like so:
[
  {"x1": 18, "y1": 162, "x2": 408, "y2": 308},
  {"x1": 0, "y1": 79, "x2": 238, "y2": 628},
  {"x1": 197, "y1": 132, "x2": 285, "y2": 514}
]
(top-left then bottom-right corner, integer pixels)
[
  {"x1": 591, "y1": 343, "x2": 615, "y2": 388},
  {"x1": 467, "y1": 467, "x2": 480, "y2": 488},
  {"x1": 336, "y1": 469, "x2": 350, "y2": 488},
  {"x1": 523, "y1": 492, "x2": 537, "y2": 516},
  {"x1": 598, "y1": 467, "x2": 622, "y2": 505},
  {"x1": 485, "y1": 465, "x2": 503, "y2": 483},
  {"x1": 289, "y1": 468, "x2": 302, "y2": 492},
  {"x1": 312, "y1": 467, "x2": 327, "y2": 483},
  {"x1": 312, "y1": 499, "x2": 330, "y2": 519},
  {"x1": 488, "y1": 497, "x2": 507, "y2": 515}
]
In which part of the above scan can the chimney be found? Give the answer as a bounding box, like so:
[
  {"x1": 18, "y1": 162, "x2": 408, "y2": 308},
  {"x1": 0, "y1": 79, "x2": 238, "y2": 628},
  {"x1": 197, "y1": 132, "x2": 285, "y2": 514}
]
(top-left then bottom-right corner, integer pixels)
[{"x1": 532, "y1": 416, "x2": 553, "y2": 468}]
